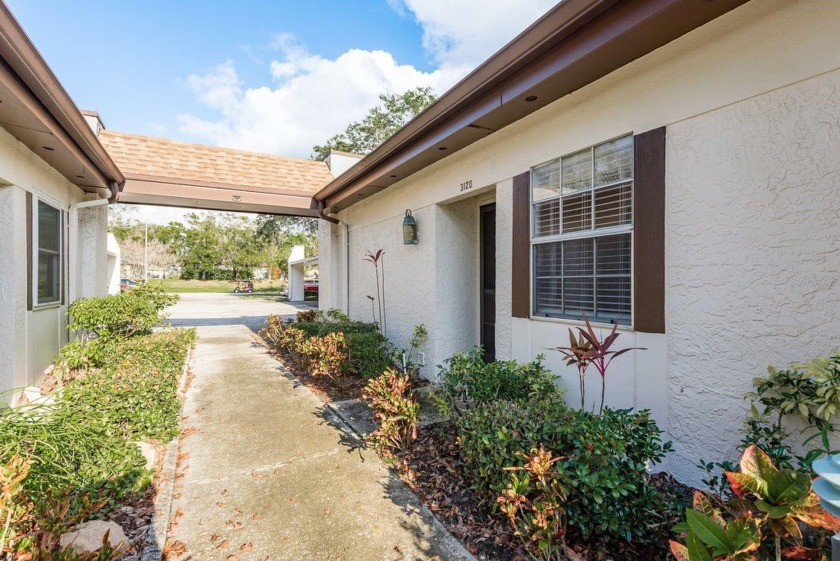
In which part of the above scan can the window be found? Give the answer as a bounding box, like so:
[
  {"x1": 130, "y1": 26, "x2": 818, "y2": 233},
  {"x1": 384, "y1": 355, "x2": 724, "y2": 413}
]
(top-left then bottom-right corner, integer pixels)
[
  {"x1": 531, "y1": 135, "x2": 633, "y2": 324},
  {"x1": 35, "y1": 199, "x2": 62, "y2": 305}
]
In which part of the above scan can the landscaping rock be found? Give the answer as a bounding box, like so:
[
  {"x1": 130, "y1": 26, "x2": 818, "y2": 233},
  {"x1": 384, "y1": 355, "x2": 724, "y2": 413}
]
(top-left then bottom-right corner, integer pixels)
[
  {"x1": 59, "y1": 520, "x2": 130, "y2": 554},
  {"x1": 135, "y1": 441, "x2": 158, "y2": 471}
]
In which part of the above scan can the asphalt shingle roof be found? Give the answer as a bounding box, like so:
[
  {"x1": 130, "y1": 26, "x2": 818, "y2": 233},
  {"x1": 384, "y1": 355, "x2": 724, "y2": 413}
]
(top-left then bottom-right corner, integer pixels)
[{"x1": 99, "y1": 130, "x2": 332, "y2": 194}]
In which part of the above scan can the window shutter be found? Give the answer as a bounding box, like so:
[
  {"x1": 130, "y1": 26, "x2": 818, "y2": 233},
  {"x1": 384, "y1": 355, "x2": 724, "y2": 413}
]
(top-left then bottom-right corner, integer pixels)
[
  {"x1": 26, "y1": 191, "x2": 33, "y2": 311},
  {"x1": 511, "y1": 171, "x2": 530, "y2": 318},
  {"x1": 633, "y1": 126, "x2": 666, "y2": 333}
]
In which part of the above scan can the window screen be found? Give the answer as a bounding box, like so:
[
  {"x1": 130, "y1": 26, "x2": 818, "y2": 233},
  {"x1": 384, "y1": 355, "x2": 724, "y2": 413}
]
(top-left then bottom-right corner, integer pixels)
[
  {"x1": 531, "y1": 136, "x2": 633, "y2": 323},
  {"x1": 37, "y1": 200, "x2": 61, "y2": 304}
]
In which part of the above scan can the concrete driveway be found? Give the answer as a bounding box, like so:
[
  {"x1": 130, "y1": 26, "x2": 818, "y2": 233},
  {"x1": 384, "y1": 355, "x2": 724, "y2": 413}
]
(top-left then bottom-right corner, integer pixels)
[
  {"x1": 165, "y1": 293, "x2": 314, "y2": 331},
  {"x1": 160, "y1": 293, "x2": 470, "y2": 561}
]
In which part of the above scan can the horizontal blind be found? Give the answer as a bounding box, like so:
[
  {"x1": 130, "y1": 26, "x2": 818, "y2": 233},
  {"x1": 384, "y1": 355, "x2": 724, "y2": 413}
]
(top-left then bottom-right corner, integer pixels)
[{"x1": 531, "y1": 135, "x2": 634, "y2": 323}]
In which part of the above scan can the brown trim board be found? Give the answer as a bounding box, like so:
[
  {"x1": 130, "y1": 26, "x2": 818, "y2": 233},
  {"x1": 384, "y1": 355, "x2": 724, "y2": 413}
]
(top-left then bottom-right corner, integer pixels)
[
  {"x1": 511, "y1": 171, "x2": 531, "y2": 319},
  {"x1": 633, "y1": 127, "x2": 666, "y2": 334}
]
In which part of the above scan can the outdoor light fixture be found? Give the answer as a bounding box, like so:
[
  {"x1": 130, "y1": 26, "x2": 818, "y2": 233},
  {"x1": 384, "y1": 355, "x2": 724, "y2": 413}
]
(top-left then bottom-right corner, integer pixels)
[{"x1": 402, "y1": 209, "x2": 418, "y2": 245}]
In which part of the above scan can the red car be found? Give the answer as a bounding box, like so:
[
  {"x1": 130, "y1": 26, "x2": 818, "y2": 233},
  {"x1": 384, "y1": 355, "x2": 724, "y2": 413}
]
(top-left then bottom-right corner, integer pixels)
[{"x1": 303, "y1": 281, "x2": 319, "y2": 293}]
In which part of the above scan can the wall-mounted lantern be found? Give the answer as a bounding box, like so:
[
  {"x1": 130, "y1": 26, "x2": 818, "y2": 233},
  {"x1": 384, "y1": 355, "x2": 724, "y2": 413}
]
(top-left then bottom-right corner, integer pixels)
[{"x1": 402, "y1": 209, "x2": 418, "y2": 245}]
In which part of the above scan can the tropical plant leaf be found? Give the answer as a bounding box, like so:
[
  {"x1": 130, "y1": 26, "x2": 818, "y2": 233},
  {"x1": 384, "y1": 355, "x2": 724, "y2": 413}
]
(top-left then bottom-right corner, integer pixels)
[
  {"x1": 725, "y1": 472, "x2": 766, "y2": 498},
  {"x1": 685, "y1": 509, "x2": 730, "y2": 553},
  {"x1": 763, "y1": 469, "x2": 810, "y2": 503},
  {"x1": 669, "y1": 540, "x2": 691, "y2": 561},
  {"x1": 740, "y1": 445, "x2": 777, "y2": 479},
  {"x1": 782, "y1": 545, "x2": 821, "y2": 560},
  {"x1": 692, "y1": 491, "x2": 725, "y2": 525},
  {"x1": 685, "y1": 531, "x2": 713, "y2": 561}
]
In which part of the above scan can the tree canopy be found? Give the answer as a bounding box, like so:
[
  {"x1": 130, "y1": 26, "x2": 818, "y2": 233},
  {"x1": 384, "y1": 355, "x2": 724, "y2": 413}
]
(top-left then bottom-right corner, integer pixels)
[{"x1": 312, "y1": 86, "x2": 438, "y2": 160}]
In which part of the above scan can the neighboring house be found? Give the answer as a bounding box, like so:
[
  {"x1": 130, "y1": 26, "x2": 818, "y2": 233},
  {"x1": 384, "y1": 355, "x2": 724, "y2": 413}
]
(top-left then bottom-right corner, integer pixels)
[
  {"x1": 0, "y1": 4, "x2": 124, "y2": 395},
  {"x1": 313, "y1": 0, "x2": 840, "y2": 485}
]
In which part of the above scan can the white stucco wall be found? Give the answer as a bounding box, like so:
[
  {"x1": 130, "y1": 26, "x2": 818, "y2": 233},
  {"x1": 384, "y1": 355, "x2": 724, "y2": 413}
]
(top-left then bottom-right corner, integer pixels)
[
  {"x1": 0, "y1": 125, "x2": 107, "y2": 394},
  {"x1": 318, "y1": 0, "x2": 840, "y2": 482},
  {"x1": 666, "y1": 68, "x2": 840, "y2": 485}
]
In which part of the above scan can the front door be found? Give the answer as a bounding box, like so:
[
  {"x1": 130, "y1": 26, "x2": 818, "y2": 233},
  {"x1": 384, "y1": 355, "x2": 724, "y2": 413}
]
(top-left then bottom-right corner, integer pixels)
[{"x1": 480, "y1": 204, "x2": 496, "y2": 362}]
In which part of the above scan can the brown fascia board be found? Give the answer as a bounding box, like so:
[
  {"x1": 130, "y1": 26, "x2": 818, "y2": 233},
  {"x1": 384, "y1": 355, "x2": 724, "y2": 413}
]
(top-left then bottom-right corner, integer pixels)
[
  {"x1": 0, "y1": 1, "x2": 124, "y2": 196},
  {"x1": 315, "y1": 0, "x2": 749, "y2": 212}
]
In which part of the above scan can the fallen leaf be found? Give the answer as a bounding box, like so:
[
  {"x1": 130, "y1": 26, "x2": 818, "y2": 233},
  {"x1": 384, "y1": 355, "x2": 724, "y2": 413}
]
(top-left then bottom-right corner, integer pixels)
[
  {"x1": 215, "y1": 539, "x2": 230, "y2": 549},
  {"x1": 240, "y1": 543, "x2": 253, "y2": 552}
]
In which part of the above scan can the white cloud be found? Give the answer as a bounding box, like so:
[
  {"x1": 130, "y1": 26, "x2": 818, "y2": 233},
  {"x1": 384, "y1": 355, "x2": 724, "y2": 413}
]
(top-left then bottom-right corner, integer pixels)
[
  {"x1": 178, "y1": 37, "x2": 460, "y2": 158},
  {"x1": 389, "y1": 0, "x2": 557, "y2": 69},
  {"x1": 177, "y1": 2, "x2": 556, "y2": 158}
]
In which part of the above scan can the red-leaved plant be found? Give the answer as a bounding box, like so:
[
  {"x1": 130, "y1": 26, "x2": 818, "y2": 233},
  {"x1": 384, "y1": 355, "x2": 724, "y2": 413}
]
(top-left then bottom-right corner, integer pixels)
[{"x1": 552, "y1": 316, "x2": 643, "y2": 414}]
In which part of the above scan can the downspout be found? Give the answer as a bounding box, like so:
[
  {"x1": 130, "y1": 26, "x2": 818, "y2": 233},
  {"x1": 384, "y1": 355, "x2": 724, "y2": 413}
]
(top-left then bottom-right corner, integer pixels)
[
  {"x1": 316, "y1": 201, "x2": 350, "y2": 315},
  {"x1": 68, "y1": 187, "x2": 111, "y2": 304}
]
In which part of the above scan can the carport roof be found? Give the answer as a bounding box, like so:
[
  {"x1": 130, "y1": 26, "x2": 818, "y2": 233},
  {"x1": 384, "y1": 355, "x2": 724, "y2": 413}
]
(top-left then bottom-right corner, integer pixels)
[{"x1": 101, "y1": 130, "x2": 332, "y2": 216}]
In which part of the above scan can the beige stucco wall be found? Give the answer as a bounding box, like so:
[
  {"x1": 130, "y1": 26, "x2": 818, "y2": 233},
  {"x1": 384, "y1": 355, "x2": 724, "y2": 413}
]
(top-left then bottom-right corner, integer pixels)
[
  {"x1": 319, "y1": 0, "x2": 840, "y2": 483},
  {"x1": 0, "y1": 125, "x2": 108, "y2": 394}
]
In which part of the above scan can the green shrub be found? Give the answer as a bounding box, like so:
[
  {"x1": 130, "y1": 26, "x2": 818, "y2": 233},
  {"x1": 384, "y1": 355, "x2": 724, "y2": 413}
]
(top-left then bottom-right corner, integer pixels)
[
  {"x1": 435, "y1": 348, "x2": 562, "y2": 417},
  {"x1": 346, "y1": 331, "x2": 390, "y2": 379},
  {"x1": 59, "y1": 285, "x2": 179, "y2": 370},
  {"x1": 456, "y1": 400, "x2": 672, "y2": 543},
  {"x1": 261, "y1": 316, "x2": 388, "y2": 379}
]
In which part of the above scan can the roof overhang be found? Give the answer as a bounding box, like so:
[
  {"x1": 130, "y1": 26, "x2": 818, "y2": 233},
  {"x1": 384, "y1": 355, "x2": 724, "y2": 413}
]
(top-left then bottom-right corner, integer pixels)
[
  {"x1": 314, "y1": 0, "x2": 749, "y2": 213},
  {"x1": 0, "y1": 2, "x2": 124, "y2": 199},
  {"x1": 118, "y1": 174, "x2": 321, "y2": 217}
]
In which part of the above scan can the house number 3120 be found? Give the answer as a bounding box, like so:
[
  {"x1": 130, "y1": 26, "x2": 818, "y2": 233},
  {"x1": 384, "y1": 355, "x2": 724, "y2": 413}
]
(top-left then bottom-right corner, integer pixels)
[{"x1": 459, "y1": 180, "x2": 473, "y2": 192}]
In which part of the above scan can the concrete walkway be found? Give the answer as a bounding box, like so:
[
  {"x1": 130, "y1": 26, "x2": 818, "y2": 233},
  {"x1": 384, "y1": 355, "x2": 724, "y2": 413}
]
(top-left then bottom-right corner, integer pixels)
[{"x1": 165, "y1": 295, "x2": 470, "y2": 561}]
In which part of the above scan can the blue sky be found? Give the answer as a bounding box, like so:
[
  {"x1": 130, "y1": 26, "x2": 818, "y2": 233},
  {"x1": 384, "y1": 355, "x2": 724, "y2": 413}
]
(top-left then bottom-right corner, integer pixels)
[{"x1": 6, "y1": 0, "x2": 555, "y2": 222}]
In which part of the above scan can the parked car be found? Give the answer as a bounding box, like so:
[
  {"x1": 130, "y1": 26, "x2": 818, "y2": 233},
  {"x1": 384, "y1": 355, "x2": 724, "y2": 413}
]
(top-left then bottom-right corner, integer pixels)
[
  {"x1": 304, "y1": 281, "x2": 319, "y2": 293},
  {"x1": 120, "y1": 278, "x2": 138, "y2": 291}
]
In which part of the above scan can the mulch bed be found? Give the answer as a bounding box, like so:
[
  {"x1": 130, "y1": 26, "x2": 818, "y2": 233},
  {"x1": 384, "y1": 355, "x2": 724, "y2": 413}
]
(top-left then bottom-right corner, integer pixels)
[
  {"x1": 104, "y1": 487, "x2": 156, "y2": 560},
  {"x1": 396, "y1": 424, "x2": 693, "y2": 561}
]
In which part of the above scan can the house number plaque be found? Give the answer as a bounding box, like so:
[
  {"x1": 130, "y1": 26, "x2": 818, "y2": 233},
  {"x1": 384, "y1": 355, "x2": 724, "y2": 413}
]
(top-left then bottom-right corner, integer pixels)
[{"x1": 459, "y1": 180, "x2": 473, "y2": 192}]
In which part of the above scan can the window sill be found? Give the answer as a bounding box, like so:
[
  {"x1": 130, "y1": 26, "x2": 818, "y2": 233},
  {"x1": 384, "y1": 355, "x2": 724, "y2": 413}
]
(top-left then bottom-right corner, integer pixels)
[
  {"x1": 32, "y1": 302, "x2": 62, "y2": 311},
  {"x1": 526, "y1": 314, "x2": 635, "y2": 333}
]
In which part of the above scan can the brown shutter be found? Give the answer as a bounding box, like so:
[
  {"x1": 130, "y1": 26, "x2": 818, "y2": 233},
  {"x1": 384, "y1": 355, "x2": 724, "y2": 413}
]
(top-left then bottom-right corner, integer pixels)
[
  {"x1": 25, "y1": 191, "x2": 32, "y2": 311},
  {"x1": 633, "y1": 127, "x2": 666, "y2": 333},
  {"x1": 511, "y1": 171, "x2": 530, "y2": 318}
]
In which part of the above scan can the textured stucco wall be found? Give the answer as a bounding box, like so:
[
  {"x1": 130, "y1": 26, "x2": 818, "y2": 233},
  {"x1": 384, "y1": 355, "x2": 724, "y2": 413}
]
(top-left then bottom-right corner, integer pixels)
[
  {"x1": 79, "y1": 204, "x2": 109, "y2": 298},
  {"x1": 666, "y1": 69, "x2": 840, "y2": 485},
  {"x1": 321, "y1": 0, "x2": 840, "y2": 480},
  {"x1": 494, "y1": 179, "x2": 513, "y2": 360},
  {"x1": 0, "y1": 186, "x2": 28, "y2": 391},
  {"x1": 0, "y1": 125, "x2": 95, "y2": 393}
]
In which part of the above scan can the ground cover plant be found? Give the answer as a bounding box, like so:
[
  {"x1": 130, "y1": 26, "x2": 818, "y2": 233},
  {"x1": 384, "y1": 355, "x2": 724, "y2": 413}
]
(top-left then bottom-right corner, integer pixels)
[{"x1": 0, "y1": 286, "x2": 192, "y2": 558}]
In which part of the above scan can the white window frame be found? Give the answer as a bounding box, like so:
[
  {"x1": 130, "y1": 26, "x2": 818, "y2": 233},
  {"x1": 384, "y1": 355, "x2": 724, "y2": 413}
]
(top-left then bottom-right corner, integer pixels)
[
  {"x1": 32, "y1": 196, "x2": 63, "y2": 308},
  {"x1": 529, "y1": 134, "x2": 634, "y2": 325}
]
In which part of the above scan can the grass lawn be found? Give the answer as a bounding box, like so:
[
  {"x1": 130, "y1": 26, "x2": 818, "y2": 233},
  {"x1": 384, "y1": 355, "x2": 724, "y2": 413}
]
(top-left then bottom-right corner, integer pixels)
[{"x1": 150, "y1": 279, "x2": 285, "y2": 293}]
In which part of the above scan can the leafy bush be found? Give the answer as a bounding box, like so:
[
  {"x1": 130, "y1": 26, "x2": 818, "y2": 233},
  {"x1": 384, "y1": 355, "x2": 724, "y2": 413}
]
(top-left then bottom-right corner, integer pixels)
[
  {"x1": 435, "y1": 348, "x2": 562, "y2": 417},
  {"x1": 261, "y1": 315, "x2": 388, "y2": 379},
  {"x1": 58, "y1": 285, "x2": 179, "y2": 371},
  {"x1": 456, "y1": 399, "x2": 672, "y2": 543},
  {"x1": 363, "y1": 370, "x2": 419, "y2": 458}
]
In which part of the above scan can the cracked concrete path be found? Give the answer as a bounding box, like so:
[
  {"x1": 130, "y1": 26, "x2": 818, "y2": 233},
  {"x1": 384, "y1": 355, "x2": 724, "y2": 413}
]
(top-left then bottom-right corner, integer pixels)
[{"x1": 166, "y1": 295, "x2": 470, "y2": 561}]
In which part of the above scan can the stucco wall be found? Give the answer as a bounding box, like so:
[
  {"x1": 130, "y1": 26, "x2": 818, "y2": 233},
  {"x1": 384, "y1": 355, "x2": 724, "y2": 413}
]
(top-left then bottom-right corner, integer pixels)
[
  {"x1": 79, "y1": 204, "x2": 109, "y2": 298},
  {"x1": 0, "y1": 125, "x2": 104, "y2": 393},
  {"x1": 318, "y1": 0, "x2": 840, "y2": 482},
  {"x1": 666, "y1": 68, "x2": 840, "y2": 485}
]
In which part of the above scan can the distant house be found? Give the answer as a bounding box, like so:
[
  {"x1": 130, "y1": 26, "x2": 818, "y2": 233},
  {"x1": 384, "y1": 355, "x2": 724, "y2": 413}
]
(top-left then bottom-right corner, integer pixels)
[
  {"x1": 313, "y1": 0, "x2": 840, "y2": 484},
  {"x1": 0, "y1": 5, "x2": 123, "y2": 394}
]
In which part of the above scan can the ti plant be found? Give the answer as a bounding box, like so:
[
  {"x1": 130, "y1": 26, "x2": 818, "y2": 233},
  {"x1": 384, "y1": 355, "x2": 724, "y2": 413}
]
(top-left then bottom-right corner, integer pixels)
[
  {"x1": 673, "y1": 445, "x2": 840, "y2": 561},
  {"x1": 364, "y1": 249, "x2": 387, "y2": 336},
  {"x1": 551, "y1": 316, "x2": 644, "y2": 415}
]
